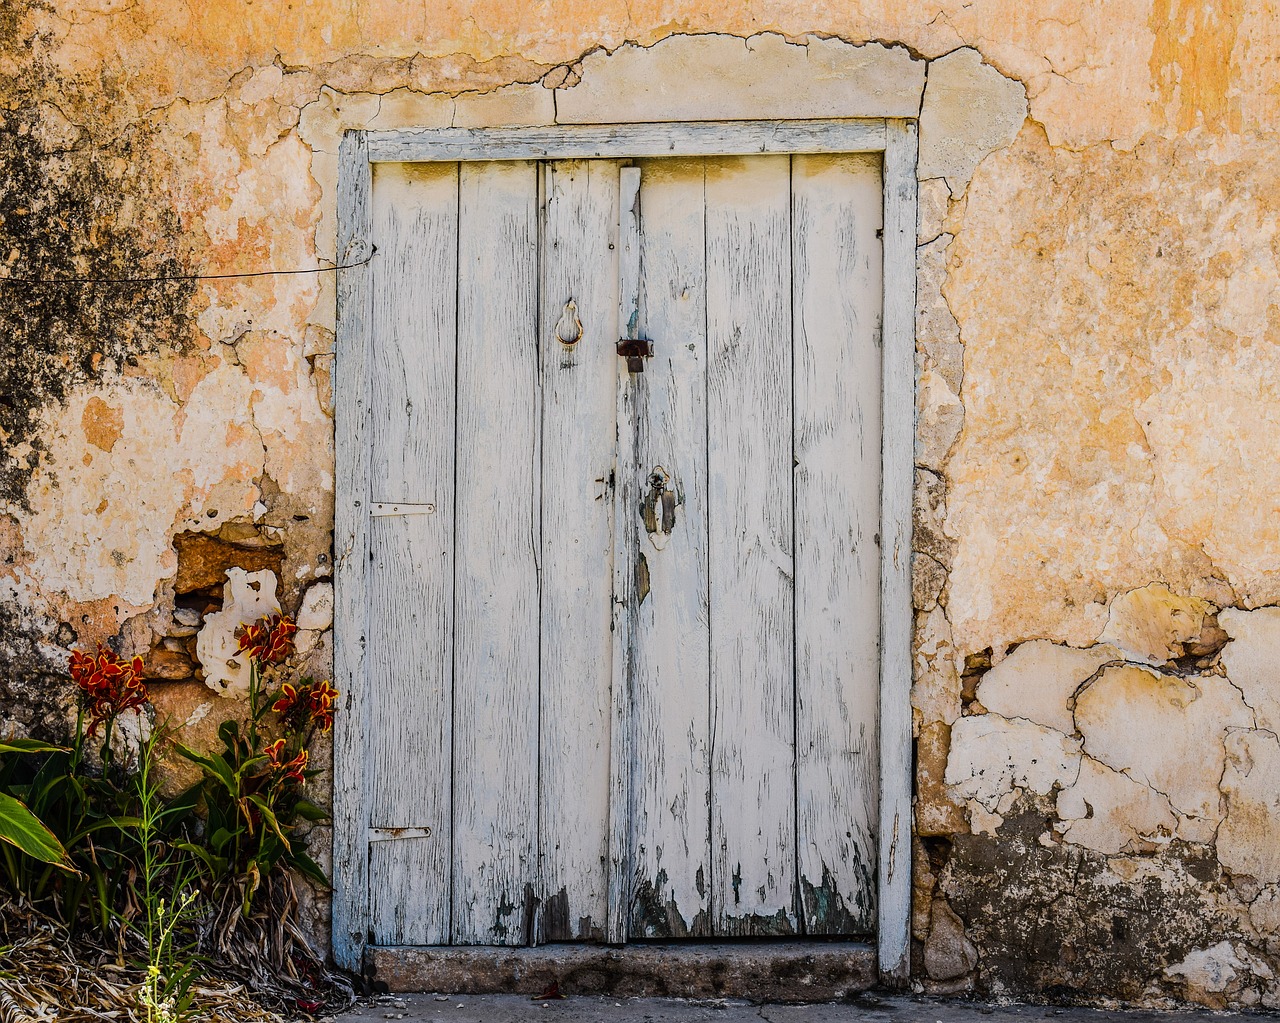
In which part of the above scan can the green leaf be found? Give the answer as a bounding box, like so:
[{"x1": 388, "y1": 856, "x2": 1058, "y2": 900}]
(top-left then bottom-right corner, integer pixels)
[
  {"x1": 173, "y1": 840, "x2": 225, "y2": 876},
  {"x1": 174, "y1": 743, "x2": 238, "y2": 792},
  {"x1": 209, "y1": 826, "x2": 238, "y2": 853},
  {"x1": 0, "y1": 739, "x2": 67, "y2": 755},
  {"x1": 233, "y1": 754, "x2": 269, "y2": 783},
  {"x1": 247, "y1": 794, "x2": 291, "y2": 853},
  {"x1": 292, "y1": 799, "x2": 330, "y2": 823},
  {"x1": 217, "y1": 719, "x2": 240, "y2": 749},
  {"x1": 68, "y1": 815, "x2": 144, "y2": 845},
  {"x1": 289, "y1": 851, "x2": 331, "y2": 889},
  {"x1": 0, "y1": 791, "x2": 76, "y2": 871}
]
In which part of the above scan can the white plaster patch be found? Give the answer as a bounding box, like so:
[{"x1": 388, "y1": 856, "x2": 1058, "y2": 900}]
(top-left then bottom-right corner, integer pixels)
[
  {"x1": 1166, "y1": 942, "x2": 1272, "y2": 995},
  {"x1": 1056, "y1": 755, "x2": 1177, "y2": 855},
  {"x1": 917, "y1": 47, "x2": 1027, "y2": 187},
  {"x1": 1219, "y1": 728, "x2": 1280, "y2": 883},
  {"x1": 555, "y1": 34, "x2": 925, "y2": 124},
  {"x1": 297, "y1": 581, "x2": 334, "y2": 631},
  {"x1": 945, "y1": 713, "x2": 1081, "y2": 821},
  {"x1": 1220, "y1": 607, "x2": 1280, "y2": 733},
  {"x1": 196, "y1": 568, "x2": 280, "y2": 696},
  {"x1": 1074, "y1": 664, "x2": 1253, "y2": 833},
  {"x1": 183, "y1": 701, "x2": 214, "y2": 728},
  {"x1": 976, "y1": 640, "x2": 1122, "y2": 735}
]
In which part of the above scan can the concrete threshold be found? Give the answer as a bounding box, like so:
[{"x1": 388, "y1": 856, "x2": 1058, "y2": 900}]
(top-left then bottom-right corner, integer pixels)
[{"x1": 368, "y1": 942, "x2": 877, "y2": 1001}]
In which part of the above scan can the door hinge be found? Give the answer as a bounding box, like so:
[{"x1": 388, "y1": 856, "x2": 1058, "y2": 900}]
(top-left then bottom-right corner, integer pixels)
[
  {"x1": 368, "y1": 826, "x2": 433, "y2": 843},
  {"x1": 369, "y1": 502, "x2": 436, "y2": 517}
]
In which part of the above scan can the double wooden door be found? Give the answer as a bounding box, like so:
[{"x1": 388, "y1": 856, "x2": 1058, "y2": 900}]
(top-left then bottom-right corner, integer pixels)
[{"x1": 363, "y1": 153, "x2": 882, "y2": 946}]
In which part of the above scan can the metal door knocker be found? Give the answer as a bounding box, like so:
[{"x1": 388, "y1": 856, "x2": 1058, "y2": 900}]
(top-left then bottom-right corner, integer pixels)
[{"x1": 555, "y1": 299, "x2": 583, "y2": 347}]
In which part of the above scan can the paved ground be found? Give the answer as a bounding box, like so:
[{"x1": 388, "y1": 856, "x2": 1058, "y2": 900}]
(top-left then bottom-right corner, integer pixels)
[{"x1": 334, "y1": 993, "x2": 1245, "y2": 1023}]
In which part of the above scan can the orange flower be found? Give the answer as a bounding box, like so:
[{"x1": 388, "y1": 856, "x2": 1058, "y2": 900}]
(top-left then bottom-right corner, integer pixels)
[
  {"x1": 272, "y1": 678, "x2": 338, "y2": 734},
  {"x1": 68, "y1": 646, "x2": 149, "y2": 737},
  {"x1": 264, "y1": 737, "x2": 308, "y2": 784},
  {"x1": 236, "y1": 614, "x2": 297, "y2": 665},
  {"x1": 306, "y1": 679, "x2": 339, "y2": 733},
  {"x1": 271, "y1": 682, "x2": 299, "y2": 715}
]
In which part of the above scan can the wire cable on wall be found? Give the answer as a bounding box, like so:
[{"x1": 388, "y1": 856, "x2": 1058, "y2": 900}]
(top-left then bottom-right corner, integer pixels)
[{"x1": 0, "y1": 246, "x2": 377, "y2": 287}]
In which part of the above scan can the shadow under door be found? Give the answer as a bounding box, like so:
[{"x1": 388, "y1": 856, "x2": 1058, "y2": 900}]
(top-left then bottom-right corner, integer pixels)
[{"x1": 362, "y1": 153, "x2": 882, "y2": 945}]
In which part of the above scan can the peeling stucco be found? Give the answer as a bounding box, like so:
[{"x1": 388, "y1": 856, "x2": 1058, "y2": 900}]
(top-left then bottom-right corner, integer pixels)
[{"x1": 2, "y1": 0, "x2": 1279, "y2": 1006}]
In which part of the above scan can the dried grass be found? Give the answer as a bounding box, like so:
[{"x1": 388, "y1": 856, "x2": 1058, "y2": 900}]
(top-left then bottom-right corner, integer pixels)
[{"x1": 0, "y1": 893, "x2": 354, "y2": 1023}]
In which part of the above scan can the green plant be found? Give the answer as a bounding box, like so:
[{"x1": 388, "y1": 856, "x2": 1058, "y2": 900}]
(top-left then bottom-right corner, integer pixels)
[
  {"x1": 175, "y1": 614, "x2": 332, "y2": 916},
  {"x1": 0, "y1": 739, "x2": 73, "y2": 870},
  {"x1": 138, "y1": 888, "x2": 200, "y2": 1023},
  {"x1": 132, "y1": 723, "x2": 202, "y2": 1023},
  {"x1": 0, "y1": 649, "x2": 154, "y2": 933}
]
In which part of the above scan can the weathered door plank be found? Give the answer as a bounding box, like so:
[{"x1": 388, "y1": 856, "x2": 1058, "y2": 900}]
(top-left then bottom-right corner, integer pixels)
[
  {"x1": 332, "y1": 130, "x2": 373, "y2": 972},
  {"x1": 452, "y1": 160, "x2": 541, "y2": 945},
  {"x1": 366, "y1": 162, "x2": 460, "y2": 945},
  {"x1": 607, "y1": 166, "x2": 643, "y2": 945},
  {"x1": 537, "y1": 159, "x2": 620, "y2": 942},
  {"x1": 628, "y1": 158, "x2": 713, "y2": 938},
  {"x1": 704, "y1": 155, "x2": 798, "y2": 936},
  {"x1": 791, "y1": 153, "x2": 883, "y2": 935}
]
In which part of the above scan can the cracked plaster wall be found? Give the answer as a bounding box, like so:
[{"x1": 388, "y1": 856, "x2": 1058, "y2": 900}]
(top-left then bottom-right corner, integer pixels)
[{"x1": 2, "y1": 1, "x2": 1279, "y2": 1006}]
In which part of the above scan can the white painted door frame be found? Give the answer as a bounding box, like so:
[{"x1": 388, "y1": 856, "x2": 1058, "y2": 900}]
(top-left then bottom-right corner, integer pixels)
[{"x1": 333, "y1": 118, "x2": 918, "y2": 982}]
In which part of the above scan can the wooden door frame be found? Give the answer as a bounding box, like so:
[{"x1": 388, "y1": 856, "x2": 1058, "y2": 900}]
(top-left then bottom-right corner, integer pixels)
[{"x1": 332, "y1": 118, "x2": 918, "y2": 982}]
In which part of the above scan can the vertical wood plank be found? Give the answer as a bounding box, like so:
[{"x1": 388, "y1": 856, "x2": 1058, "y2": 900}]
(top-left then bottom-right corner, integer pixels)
[
  {"x1": 332, "y1": 130, "x2": 373, "y2": 971},
  {"x1": 878, "y1": 119, "x2": 919, "y2": 983},
  {"x1": 628, "y1": 158, "x2": 713, "y2": 938},
  {"x1": 365, "y1": 162, "x2": 458, "y2": 945},
  {"x1": 537, "y1": 159, "x2": 619, "y2": 942},
  {"x1": 792, "y1": 153, "x2": 883, "y2": 936},
  {"x1": 453, "y1": 160, "x2": 541, "y2": 946},
  {"x1": 705, "y1": 155, "x2": 797, "y2": 936},
  {"x1": 606, "y1": 165, "x2": 643, "y2": 945}
]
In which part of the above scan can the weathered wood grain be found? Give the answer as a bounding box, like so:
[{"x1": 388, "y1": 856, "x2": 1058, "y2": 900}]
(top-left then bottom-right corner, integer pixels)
[
  {"x1": 537, "y1": 159, "x2": 619, "y2": 942},
  {"x1": 341, "y1": 128, "x2": 909, "y2": 966},
  {"x1": 628, "y1": 158, "x2": 713, "y2": 938},
  {"x1": 332, "y1": 130, "x2": 373, "y2": 972},
  {"x1": 791, "y1": 153, "x2": 883, "y2": 936},
  {"x1": 365, "y1": 162, "x2": 458, "y2": 945},
  {"x1": 878, "y1": 120, "x2": 919, "y2": 982},
  {"x1": 368, "y1": 120, "x2": 888, "y2": 164},
  {"x1": 452, "y1": 160, "x2": 541, "y2": 945},
  {"x1": 606, "y1": 165, "x2": 643, "y2": 945},
  {"x1": 704, "y1": 156, "x2": 797, "y2": 936}
]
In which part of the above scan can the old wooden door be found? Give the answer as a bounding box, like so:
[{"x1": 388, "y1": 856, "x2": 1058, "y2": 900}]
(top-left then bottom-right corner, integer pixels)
[{"x1": 361, "y1": 153, "x2": 882, "y2": 946}]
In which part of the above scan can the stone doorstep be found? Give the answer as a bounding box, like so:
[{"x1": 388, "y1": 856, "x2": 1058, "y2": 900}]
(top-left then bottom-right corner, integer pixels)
[{"x1": 368, "y1": 942, "x2": 877, "y2": 1001}]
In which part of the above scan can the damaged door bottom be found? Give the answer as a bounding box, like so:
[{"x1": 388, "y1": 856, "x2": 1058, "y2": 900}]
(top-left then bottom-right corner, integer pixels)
[{"x1": 365, "y1": 941, "x2": 876, "y2": 1000}]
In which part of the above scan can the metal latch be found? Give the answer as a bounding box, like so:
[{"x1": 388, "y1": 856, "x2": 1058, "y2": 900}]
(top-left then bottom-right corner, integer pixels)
[{"x1": 617, "y1": 338, "x2": 653, "y2": 372}]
